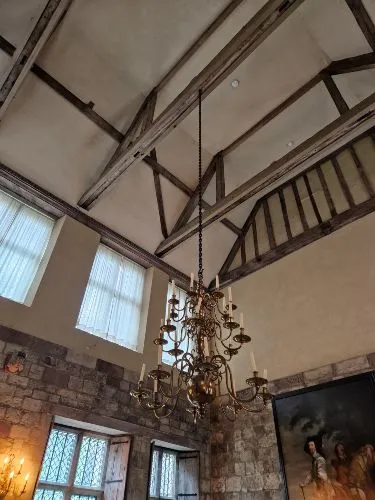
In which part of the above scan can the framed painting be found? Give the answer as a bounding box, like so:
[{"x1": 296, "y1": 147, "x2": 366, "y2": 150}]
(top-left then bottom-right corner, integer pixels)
[{"x1": 273, "y1": 372, "x2": 375, "y2": 500}]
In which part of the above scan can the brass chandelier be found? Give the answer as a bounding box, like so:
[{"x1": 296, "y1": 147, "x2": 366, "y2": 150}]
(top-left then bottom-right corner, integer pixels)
[{"x1": 131, "y1": 90, "x2": 271, "y2": 423}]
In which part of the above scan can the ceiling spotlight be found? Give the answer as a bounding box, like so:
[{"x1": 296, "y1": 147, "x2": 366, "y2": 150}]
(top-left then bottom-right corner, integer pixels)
[
  {"x1": 287, "y1": 141, "x2": 294, "y2": 147},
  {"x1": 231, "y1": 79, "x2": 240, "y2": 88}
]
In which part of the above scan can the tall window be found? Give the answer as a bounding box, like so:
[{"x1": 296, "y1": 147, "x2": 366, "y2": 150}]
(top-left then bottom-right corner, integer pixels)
[
  {"x1": 162, "y1": 283, "x2": 189, "y2": 366},
  {"x1": 0, "y1": 189, "x2": 54, "y2": 304},
  {"x1": 34, "y1": 426, "x2": 108, "y2": 499},
  {"x1": 149, "y1": 447, "x2": 177, "y2": 500},
  {"x1": 77, "y1": 244, "x2": 145, "y2": 351}
]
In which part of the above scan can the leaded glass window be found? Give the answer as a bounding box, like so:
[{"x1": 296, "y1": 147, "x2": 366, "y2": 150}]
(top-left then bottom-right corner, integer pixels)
[
  {"x1": 35, "y1": 426, "x2": 108, "y2": 500},
  {"x1": 149, "y1": 447, "x2": 177, "y2": 499}
]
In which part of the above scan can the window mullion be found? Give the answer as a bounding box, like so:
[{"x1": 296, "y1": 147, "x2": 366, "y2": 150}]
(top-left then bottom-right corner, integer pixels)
[
  {"x1": 67, "y1": 431, "x2": 83, "y2": 498},
  {"x1": 157, "y1": 449, "x2": 163, "y2": 498}
]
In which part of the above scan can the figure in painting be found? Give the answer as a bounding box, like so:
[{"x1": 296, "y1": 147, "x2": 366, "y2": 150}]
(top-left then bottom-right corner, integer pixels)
[
  {"x1": 332, "y1": 443, "x2": 351, "y2": 488},
  {"x1": 300, "y1": 436, "x2": 335, "y2": 500},
  {"x1": 348, "y1": 445, "x2": 375, "y2": 500}
]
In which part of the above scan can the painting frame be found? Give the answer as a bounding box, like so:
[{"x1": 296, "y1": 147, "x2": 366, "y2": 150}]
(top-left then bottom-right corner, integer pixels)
[{"x1": 272, "y1": 371, "x2": 375, "y2": 500}]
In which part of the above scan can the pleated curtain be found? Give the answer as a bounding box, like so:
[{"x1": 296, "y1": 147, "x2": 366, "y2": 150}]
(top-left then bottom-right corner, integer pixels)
[
  {"x1": 163, "y1": 282, "x2": 189, "y2": 365},
  {"x1": 77, "y1": 244, "x2": 145, "y2": 351},
  {"x1": 0, "y1": 190, "x2": 54, "y2": 303}
]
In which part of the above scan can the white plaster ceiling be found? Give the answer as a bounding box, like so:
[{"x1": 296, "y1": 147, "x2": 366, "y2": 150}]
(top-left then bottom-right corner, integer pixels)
[{"x1": 0, "y1": 0, "x2": 375, "y2": 283}]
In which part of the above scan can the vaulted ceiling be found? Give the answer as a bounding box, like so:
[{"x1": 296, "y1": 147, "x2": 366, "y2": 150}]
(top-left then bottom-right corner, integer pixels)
[{"x1": 0, "y1": 0, "x2": 375, "y2": 287}]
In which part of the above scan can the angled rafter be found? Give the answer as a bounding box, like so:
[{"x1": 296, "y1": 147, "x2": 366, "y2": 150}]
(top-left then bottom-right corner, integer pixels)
[
  {"x1": 344, "y1": 0, "x2": 375, "y2": 51},
  {"x1": 322, "y1": 75, "x2": 349, "y2": 115},
  {"x1": 0, "y1": 34, "x2": 241, "y2": 236},
  {"x1": 155, "y1": 91, "x2": 375, "y2": 257},
  {"x1": 216, "y1": 152, "x2": 225, "y2": 202},
  {"x1": 171, "y1": 155, "x2": 218, "y2": 233},
  {"x1": 326, "y1": 52, "x2": 375, "y2": 74},
  {"x1": 78, "y1": 0, "x2": 306, "y2": 210},
  {"x1": 150, "y1": 149, "x2": 168, "y2": 239},
  {"x1": 216, "y1": 126, "x2": 375, "y2": 287},
  {"x1": 0, "y1": 0, "x2": 73, "y2": 121}
]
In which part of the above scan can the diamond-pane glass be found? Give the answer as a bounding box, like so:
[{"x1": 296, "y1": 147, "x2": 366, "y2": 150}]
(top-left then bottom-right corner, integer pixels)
[
  {"x1": 74, "y1": 436, "x2": 108, "y2": 488},
  {"x1": 71, "y1": 496, "x2": 97, "y2": 500},
  {"x1": 34, "y1": 489, "x2": 64, "y2": 500},
  {"x1": 160, "y1": 451, "x2": 176, "y2": 498},
  {"x1": 149, "y1": 450, "x2": 159, "y2": 497},
  {"x1": 39, "y1": 429, "x2": 77, "y2": 484}
]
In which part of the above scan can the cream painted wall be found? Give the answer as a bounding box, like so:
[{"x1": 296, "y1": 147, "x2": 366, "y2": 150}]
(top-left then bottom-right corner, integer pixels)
[
  {"x1": 0, "y1": 215, "x2": 169, "y2": 373},
  {"x1": 225, "y1": 211, "x2": 375, "y2": 387}
]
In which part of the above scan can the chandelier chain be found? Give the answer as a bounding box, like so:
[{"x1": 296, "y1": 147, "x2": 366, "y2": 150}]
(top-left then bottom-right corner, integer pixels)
[{"x1": 198, "y1": 89, "x2": 204, "y2": 292}]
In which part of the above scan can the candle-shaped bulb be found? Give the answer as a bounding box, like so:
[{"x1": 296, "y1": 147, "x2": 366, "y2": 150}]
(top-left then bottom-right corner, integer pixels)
[
  {"x1": 190, "y1": 273, "x2": 194, "y2": 290},
  {"x1": 3, "y1": 457, "x2": 9, "y2": 464},
  {"x1": 139, "y1": 363, "x2": 146, "y2": 382},
  {"x1": 153, "y1": 379, "x2": 158, "y2": 393},
  {"x1": 158, "y1": 345, "x2": 162, "y2": 366},
  {"x1": 20, "y1": 458, "x2": 24, "y2": 466},
  {"x1": 222, "y1": 296, "x2": 226, "y2": 311},
  {"x1": 203, "y1": 337, "x2": 209, "y2": 357},
  {"x1": 228, "y1": 301, "x2": 233, "y2": 317},
  {"x1": 228, "y1": 287, "x2": 232, "y2": 303},
  {"x1": 9, "y1": 471, "x2": 14, "y2": 479},
  {"x1": 240, "y1": 313, "x2": 244, "y2": 329},
  {"x1": 172, "y1": 279, "x2": 176, "y2": 295},
  {"x1": 160, "y1": 318, "x2": 164, "y2": 327},
  {"x1": 263, "y1": 368, "x2": 268, "y2": 380},
  {"x1": 250, "y1": 351, "x2": 257, "y2": 372},
  {"x1": 216, "y1": 275, "x2": 219, "y2": 290},
  {"x1": 196, "y1": 297, "x2": 202, "y2": 314},
  {"x1": 25, "y1": 473, "x2": 29, "y2": 482}
]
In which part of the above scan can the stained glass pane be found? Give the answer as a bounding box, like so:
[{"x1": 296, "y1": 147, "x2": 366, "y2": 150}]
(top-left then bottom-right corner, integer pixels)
[
  {"x1": 74, "y1": 436, "x2": 108, "y2": 488},
  {"x1": 149, "y1": 450, "x2": 159, "y2": 497},
  {"x1": 160, "y1": 451, "x2": 176, "y2": 499},
  {"x1": 39, "y1": 429, "x2": 77, "y2": 484},
  {"x1": 34, "y1": 489, "x2": 64, "y2": 500}
]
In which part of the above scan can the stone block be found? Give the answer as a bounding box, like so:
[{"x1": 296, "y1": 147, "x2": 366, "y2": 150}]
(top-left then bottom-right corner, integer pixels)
[
  {"x1": 96, "y1": 359, "x2": 124, "y2": 379},
  {"x1": 227, "y1": 476, "x2": 241, "y2": 492},
  {"x1": 21, "y1": 412, "x2": 40, "y2": 427},
  {"x1": 234, "y1": 462, "x2": 245, "y2": 476},
  {"x1": 242, "y1": 473, "x2": 263, "y2": 492},
  {"x1": 32, "y1": 390, "x2": 49, "y2": 401},
  {"x1": 212, "y1": 477, "x2": 226, "y2": 493},
  {"x1": 9, "y1": 425, "x2": 30, "y2": 440},
  {"x1": 42, "y1": 367, "x2": 69, "y2": 388},
  {"x1": 304, "y1": 364, "x2": 334, "y2": 386},
  {"x1": 29, "y1": 364, "x2": 45, "y2": 380},
  {"x1": 334, "y1": 356, "x2": 370, "y2": 376},
  {"x1": 263, "y1": 472, "x2": 281, "y2": 490},
  {"x1": 66, "y1": 349, "x2": 96, "y2": 369},
  {"x1": 68, "y1": 376, "x2": 83, "y2": 392},
  {"x1": 5, "y1": 407, "x2": 22, "y2": 424},
  {"x1": 273, "y1": 373, "x2": 305, "y2": 393},
  {"x1": 82, "y1": 379, "x2": 99, "y2": 396},
  {"x1": 7, "y1": 374, "x2": 29, "y2": 388},
  {"x1": 22, "y1": 398, "x2": 43, "y2": 412},
  {"x1": 0, "y1": 422, "x2": 11, "y2": 437}
]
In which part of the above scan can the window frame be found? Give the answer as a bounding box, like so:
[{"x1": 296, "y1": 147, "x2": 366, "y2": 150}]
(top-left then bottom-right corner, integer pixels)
[
  {"x1": 36, "y1": 425, "x2": 110, "y2": 500},
  {"x1": 148, "y1": 445, "x2": 179, "y2": 500}
]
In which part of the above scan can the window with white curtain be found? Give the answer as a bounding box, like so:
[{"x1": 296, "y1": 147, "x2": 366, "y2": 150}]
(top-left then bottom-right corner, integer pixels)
[
  {"x1": 162, "y1": 282, "x2": 189, "y2": 366},
  {"x1": 0, "y1": 189, "x2": 54, "y2": 304},
  {"x1": 76, "y1": 244, "x2": 145, "y2": 351}
]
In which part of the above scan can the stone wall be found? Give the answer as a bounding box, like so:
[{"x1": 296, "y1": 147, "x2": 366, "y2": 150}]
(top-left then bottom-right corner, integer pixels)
[
  {"x1": 210, "y1": 353, "x2": 375, "y2": 500},
  {"x1": 0, "y1": 326, "x2": 210, "y2": 499}
]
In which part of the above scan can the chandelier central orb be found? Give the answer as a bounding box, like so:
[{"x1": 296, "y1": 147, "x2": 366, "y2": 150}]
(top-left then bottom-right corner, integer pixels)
[{"x1": 130, "y1": 90, "x2": 272, "y2": 423}]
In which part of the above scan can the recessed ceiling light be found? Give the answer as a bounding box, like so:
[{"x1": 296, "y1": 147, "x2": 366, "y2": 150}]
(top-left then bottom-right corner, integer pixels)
[
  {"x1": 231, "y1": 79, "x2": 240, "y2": 88},
  {"x1": 287, "y1": 141, "x2": 294, "y2": 147}
]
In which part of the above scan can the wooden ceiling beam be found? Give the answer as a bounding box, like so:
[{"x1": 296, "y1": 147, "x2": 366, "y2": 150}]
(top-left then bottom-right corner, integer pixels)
[
  {"x1": 78, "y1": 0, "x2": 306, "y2": 210},
  {"x1": 326, "y1": 52, "x2": 375, "y2": 74},
  {"x1": 322, "y1": 75, "x2": 349, "y2": 115},
  {"x1": 150, "y1": 150, "x2": 168, "y2": 239},
  {"x1": 155, "y1": 92, "x2": 375, "y2": 257},
  {"x1": 216, "y1": 152, "x2": 225, "y2": 202},
  {"x1": 344, "y1": 0, "x2": 375, "y2": 51},
  {"x1": 0, "y1": 0, "x2": 73, "y2": 121}
]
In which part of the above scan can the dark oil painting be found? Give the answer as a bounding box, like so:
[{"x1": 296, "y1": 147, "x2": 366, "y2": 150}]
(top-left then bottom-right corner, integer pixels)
[{"x1": 273, "y1": 373, "x2": 375, "y2": 500}]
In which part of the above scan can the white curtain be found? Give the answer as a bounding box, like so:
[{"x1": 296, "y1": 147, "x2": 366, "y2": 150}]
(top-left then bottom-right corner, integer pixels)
[
  {"x1": 0, "y1": 190, "x2": 54, "y2": 303},
  {"x1": 77, "y1": 244, "x2": 145, "y2": 351},
  {"x1": 163, "y1": 282, "x2": 189, "y2": 365}
]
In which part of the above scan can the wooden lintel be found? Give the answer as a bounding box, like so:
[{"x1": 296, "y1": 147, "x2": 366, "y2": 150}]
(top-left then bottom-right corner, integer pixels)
[
  {"x1": 77, "y1": 0, "x2": 306, "y2": 209},
  {"x1": 0, "y1": 161, "x2": 191, "y2": 290},
  {"x1": 0, "y1": 0, "x2": 73, "y2": 121},
  {"x1": 344, "y1": 0, "x2": 375, "y2": 51},
  {"x1": 218, "y1": 196, "x2": 375, "y2": 288},
  {"x1": 155, "y1": 92, "x2": 375, "y2": 257}
]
